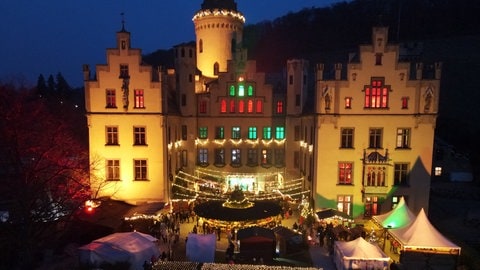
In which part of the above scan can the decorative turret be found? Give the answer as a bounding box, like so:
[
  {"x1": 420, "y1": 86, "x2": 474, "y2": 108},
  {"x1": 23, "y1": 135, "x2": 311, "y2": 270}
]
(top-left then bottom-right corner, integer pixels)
[{"x1": 193, "y1": 0, "x2": 245, "y2": 78}]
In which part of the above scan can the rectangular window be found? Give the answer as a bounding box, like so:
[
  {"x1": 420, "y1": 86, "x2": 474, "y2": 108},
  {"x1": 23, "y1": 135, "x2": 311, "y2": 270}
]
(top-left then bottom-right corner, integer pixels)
[
  {"x1": 134, "y1": 159, "x2": 147, "y2": 180},
  {"x1": 263, "y1": 127, "x2": 272, "y2": 140},
  {"x1": 275, "y1": 126, "x2": 285, "y2": 140},
  {"x1": 106, "y1": 89, "x2": 116, "y2": 108},
  {"x1": 215, "y1": 126, "x2": 224, "y2": 139},
  {"x1": 434, "y1": 166, "x2": 442, "y2": 176},
  {"x1": 338, "y1": 162, "x2": 353, "y2": 185},
  {"x1": 337, "y1": 195, "x2": 352, "y2": 217},
  {"x1": 340, "y1": 128, "x2": 354, "y2": 148},
  {"x1": 276, "y1": 101, "x2": 284, "y2": 114},
  {"x1": 232, "y1": 127, "x2": 241, "y2": 139},
  {"x1": 295, "y1": 94, "x2": 300, "y2": 106},
  {"x1": 106, "y1": 126, "x2": 119, "y2": 145},
  {"x1": 274, "y1": 149, "x2": 285, "y2": 166},
  {"x1": 120, "y1": 64, "x2": 129, "y2": 78},
  {"x1": 345, "y1": 97, "x2": 352, "y2": 109},
  {"x1": 256, "y1": 100, "x2": 263, "y2": 113},
  {"x1": 231, "y1": 148, "x2": 241, "y2": 165},
  {"x1": 369, "y1": 128, "x2": 382, "y2": 148},
  {"x1": 106, "y1": 159, "x2": 120, "y2": 181},
  {"x1": 247, "y1": 149, "x2": 258, "y2": 165},
  {"x1": 401, "y1": 97, "x2": 409, "y2": 109},
  {"x1": 261, "y1": 149, "x2": 272, "y2": 166},
  {"x1": 294, "y1": 126, "x2": 301, "y2": 141},
  {"x1": 364, "y1": 196, "x2": 379, "y2": 217},
  {"x1": 396, "y1": 128, "x2": 411, "y2": 148},
  {"x1": 248, "y1": 127, "x2": 257, "y2": 139},
  {"x1": 214, "y1": 148, "x2": 225, "y2": 165},
  {"x1": 199, "y1": 100, "x2": 207, "y2": 113},
  {"x1": 182, "y1": 125, "x2": 187, "y2": 140},
  {"x1": 134, "y1": 89, "x2": 144, "y2": 108},
  {"x1": 198, "y1": 148, "x2": 208, "y2": 165},
  {"x1": 289, "y1": 75, "x2": 293, "y2": 85},
  {"x1": 198, "y1": 127, "x2": 208, "y2": 139},
  {"x1": 375, "y1": 53, "x2": 383, "y2": 65},
  {"x1": 394, "y1": 163, "x2": 409, "y2": 186},
  {"x1": 134, "y1": 127, "x2": 146, "y2": 145}
]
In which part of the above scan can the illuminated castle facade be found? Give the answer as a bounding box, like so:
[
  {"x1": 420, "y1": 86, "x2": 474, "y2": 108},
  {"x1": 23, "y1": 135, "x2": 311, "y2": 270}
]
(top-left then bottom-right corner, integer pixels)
[{"x1": 83, "y1": 0, "x2": 440, "y2": 217}]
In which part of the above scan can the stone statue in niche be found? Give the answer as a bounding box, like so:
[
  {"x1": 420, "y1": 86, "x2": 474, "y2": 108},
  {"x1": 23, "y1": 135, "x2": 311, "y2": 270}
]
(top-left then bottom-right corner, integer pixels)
[
  {"x1": 122, "y1": 77, "x2": 129, "y2": 109},
  {"x1": 323, "y1": 86, "x2": 331, "y2": 111},
  {"x1": 424, "y1": 88, "x2": 433, "y2": 112}
]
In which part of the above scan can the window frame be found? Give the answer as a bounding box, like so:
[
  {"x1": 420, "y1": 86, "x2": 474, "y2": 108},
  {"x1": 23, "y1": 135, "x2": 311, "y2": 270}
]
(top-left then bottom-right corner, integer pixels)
[
  {"x1": 340, "y1": 128, "x2": 354, "y2": 149},
  {"x1": 134, "y1": 159, "x2": 148, "y2": 181},
  {"x1": 338, "y1": 162, "x2": 353, "y2": 185},
  {"x1": 106, "y1": 159, "x2": 120, "y2": 181},
  {"x1": 106, "y1": 126, "x2": 119, "y2": 145},
  {"x1": 133, "y1": 126, "x2": 147, "y2": 145},
  {"x1": 396, "y1": 128, "x2": 411, "y2": 149},
  {"x1": 394, "y1": 163, "x2": 409, "y2": 186}
]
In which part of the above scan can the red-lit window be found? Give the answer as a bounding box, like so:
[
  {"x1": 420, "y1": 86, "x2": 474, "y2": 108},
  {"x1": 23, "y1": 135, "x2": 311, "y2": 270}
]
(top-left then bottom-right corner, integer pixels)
[
  {"x1": 364, "y1": 79, "x2": 389, "y2": 108},
  {"x1": 238, "y1": 100, "x2": 245, "y2": 113},
  {"x1": 276, "y1": 101, "x2": 284, "y2": 114},
  {"x1": 106, "y1": 89, "x2": 116, "y2": 108},
  {"x1": 256, "y1": 100, "x2": 263, "y2": 113},
  {"x1": 199, "y1": 100, "x2": 207, "y2": 113},
  {"x1": 247, "y1": 100, "x2": 254, "y2": 113},
  {"x1": 401, "y1": 97, "x2": 408, "y2": 109},
  {"x1": 134, "y1": 89, "x2": 144, "y2": 108},
  {"x1": 220, "y1": 98, "x2": 227, "y2": 113},
  {"x1": 338, "y1": 162, "x2": 353, "y2": 184},
  {"x1": 345, "y1": 97, "x2": 352, "y2": 109},
  {"x1": 229, "y1": 100, "x2": 235, "y2": 113}
]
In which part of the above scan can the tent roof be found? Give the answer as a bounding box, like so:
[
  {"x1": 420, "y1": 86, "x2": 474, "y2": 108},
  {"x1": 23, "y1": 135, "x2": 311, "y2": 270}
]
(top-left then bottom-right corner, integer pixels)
[
  {"x1": 334, "y1": 237, "x2": 390, "y2": 261},
  {"x1": 316, "y1": 208, "x2": 351, "y2": 220},
  {"x1": 372, "y1": 197, "x2": 415, "y2": 229},
  {"x1": 389, "y1": 208, "x2": 461, "y2": 254}
]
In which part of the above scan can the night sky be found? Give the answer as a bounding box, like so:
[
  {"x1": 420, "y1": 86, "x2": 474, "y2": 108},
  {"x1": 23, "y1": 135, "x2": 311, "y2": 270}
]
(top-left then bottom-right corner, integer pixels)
[{"x1": 0, "y1": 0, "x2": 348, "y2": 87}]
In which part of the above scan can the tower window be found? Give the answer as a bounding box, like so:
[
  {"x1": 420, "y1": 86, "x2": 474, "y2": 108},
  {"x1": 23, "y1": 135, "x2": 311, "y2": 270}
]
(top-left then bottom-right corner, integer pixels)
[
  {"x1": 375, "y1": 53, "x2": 383, "y2": 65},
  {"x1": 199, "y1": 39, "x2": 203, "y2": 53}
]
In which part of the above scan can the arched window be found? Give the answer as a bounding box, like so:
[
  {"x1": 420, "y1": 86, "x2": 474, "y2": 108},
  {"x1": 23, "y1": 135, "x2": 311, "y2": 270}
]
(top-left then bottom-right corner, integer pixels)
[
  {"x1": 220, "y1": 99, "x2": 227, "y2": 113},
  {"x1": 238, "y1": 100, "x2": 245, "y2": 113},
  {"x1": 229, "y1": 100, "x2": 235, "y2": 113},
  {"x1": 256, "y1": 100, "x2": 263, "y2": 113},
  {"x1": 247, "y1": 100, "x2": 254, "y2": 113},
  {"x1": 247, "y1": 85, "x2": 254, "y2": 96}
]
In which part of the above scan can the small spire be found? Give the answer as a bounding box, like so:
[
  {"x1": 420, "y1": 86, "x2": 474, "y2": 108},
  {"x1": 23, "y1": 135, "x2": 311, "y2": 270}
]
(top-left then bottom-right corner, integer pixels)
[{"x1": 120, "y1": 12, "x2": 126, "y2": 31}]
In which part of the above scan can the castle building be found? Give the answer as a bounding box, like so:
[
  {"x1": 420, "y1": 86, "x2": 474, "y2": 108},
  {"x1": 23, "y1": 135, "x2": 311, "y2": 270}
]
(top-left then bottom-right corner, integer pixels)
[{"x1": 83, "y1": 0, "x2": 440, "y2": 218}]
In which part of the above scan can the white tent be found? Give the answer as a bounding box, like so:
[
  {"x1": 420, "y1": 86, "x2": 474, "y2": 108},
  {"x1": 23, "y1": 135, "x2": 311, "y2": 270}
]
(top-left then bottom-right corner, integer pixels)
[
  {"x1": 372, "y1": 197, "x2": 415, "y2": 229},
  {"x1": 78, "y1": 231, "x2": 160, "y2": 270},
  {"x1": 334, "y1": 237, "x2": 390, "y2": 270},
  {"x1": 389, "y1": 208, "x2": 461, "y2": 255},
  {"x1": 185, "y1": 233, "x2": 216, "y2": 263}
]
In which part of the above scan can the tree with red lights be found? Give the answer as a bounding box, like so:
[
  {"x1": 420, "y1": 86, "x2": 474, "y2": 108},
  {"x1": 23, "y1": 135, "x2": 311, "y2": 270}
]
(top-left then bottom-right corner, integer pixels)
[{"x1": 0, "y1": 82, "x2": 90, "y2": 269}]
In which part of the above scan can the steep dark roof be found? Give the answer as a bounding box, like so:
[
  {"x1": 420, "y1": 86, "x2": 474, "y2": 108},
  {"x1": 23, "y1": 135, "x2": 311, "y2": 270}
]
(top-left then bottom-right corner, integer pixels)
[{"x1": 201, "y1": 0, "x2": 237, "y2": 11}]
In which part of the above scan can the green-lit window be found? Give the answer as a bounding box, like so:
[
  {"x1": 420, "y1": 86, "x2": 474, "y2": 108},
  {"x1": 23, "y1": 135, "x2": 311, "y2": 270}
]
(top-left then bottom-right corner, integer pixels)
[
  {"x1": 248, "y1": 127, "x2": 257, "y2": 139},
  {"x1": 263, "y1": 127, "x2": 272, "y2": 140},
  {"x1": 229, "y1": 85, "x2": 235, "y2": 96},
  {"x1": 199, "y1": 127, "x2": 208, "y2": 139},
  {"x1": 238, "y1": 84, "x2": 245, "y2": 97},
  {"x1": 232, "y1": 127, "x2": 241, "y2": 139},
  {"x1": 275, "y1": 126, "x2": 285, "y2": 139},
  {"x1": 215, "y1": 126, "x2": 224, "y2": 139},
  {"x1": 247, "y1": 85, "x2": 254, "y2": 96}
]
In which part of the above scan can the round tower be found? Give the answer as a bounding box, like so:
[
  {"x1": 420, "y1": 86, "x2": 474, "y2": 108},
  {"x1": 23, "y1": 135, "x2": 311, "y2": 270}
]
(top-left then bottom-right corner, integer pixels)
[{"x1": 193, "y1": 0, "x2": 245, "y2": 78}]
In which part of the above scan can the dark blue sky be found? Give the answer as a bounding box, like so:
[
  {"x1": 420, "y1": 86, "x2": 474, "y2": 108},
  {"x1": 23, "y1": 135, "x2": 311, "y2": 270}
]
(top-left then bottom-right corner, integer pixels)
[{"x1": 1, "y1": 0, "x2": 347, "y2": 87}]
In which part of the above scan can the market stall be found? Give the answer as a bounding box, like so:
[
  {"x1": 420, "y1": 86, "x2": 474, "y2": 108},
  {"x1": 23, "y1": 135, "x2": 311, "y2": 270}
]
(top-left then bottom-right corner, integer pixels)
[{"x1": 334, "y1": 237, "x2": 390, "y2": 270}]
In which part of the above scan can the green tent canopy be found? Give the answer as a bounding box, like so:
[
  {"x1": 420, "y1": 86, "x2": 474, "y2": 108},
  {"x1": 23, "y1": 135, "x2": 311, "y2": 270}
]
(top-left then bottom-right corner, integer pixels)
[{"x1": 372, "y1": 197, "x2": 415, "y2": 229}]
